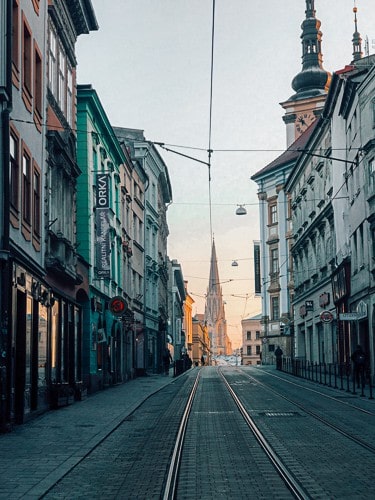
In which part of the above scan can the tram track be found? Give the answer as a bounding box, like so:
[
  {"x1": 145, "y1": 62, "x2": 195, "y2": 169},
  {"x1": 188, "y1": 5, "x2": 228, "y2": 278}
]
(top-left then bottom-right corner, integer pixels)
[
  {"x1": 163, "y1": 368, "x2": 311, "y2": 500},
  {"x1": 234, "y1": 368, "x2": 375, "y2": 455}
]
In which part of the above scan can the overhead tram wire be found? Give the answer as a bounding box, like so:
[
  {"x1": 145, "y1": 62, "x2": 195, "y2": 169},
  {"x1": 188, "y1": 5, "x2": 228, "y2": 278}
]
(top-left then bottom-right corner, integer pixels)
[{"x1": 207, "y1": 0, "x2": 216, "y2": 246}]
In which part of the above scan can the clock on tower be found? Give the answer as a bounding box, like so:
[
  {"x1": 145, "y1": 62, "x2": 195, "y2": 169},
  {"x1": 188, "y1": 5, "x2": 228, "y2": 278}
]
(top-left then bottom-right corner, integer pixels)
[{"x1": 295, "y1": 112, "x2": 315, "y2": 135}]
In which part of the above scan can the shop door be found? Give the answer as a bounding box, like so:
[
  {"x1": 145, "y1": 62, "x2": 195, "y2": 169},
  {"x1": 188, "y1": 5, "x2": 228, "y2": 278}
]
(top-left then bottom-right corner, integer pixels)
[{"x1": 14, "y1": 292, "x2": 32, "y2": 423}]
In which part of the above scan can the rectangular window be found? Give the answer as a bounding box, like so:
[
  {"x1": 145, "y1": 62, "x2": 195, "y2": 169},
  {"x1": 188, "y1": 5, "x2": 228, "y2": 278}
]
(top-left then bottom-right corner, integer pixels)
[
  {"x1": 10, "y1": 131, "x2": 19, "y2": 212},
  {"x1": 271, "y1": 296, "x2": 280, "y2": 321},
  {"x1": 256, "y1": 345, "x2": 261, "y2": 355},
  {"x1": 256, "y1": 331, "x2": 260, "y2": 340},
  {"x1": 370, "y1": 158, "x2": 375, "y2": 177},
  {"x1": 247, "y1": 346, "x2": 252, "y2": 356},
  {"x1": 33, "y1": 165, "x2": 41, "y2": 237},
  {"x1": 31, "y1": 0, "x2": 40, "y2": 15},
  {"x1": 22, "y1": 148, "x2": 31, "y2": 225},
  {"x1": 12, "y1": 0, "x2": 20, "y2": 83},
  {"x1": 58, "y1": 47, "x2": 66, "y2": 111},
  {"x1": 246, "y1": 331, "x2": 251, "y2": 340},
  {"x1": 48, "y1": 26, "x2": 57, "y2": 96},
  {"x1": 270, "y1": 203, "x2": 278, "y2": 224},
  {"x1": 34, "y1": 42, "x2": 42, "y2": 129},
  {"x1": 270, "y1": 248, "x2": 279, "y2": 275},
  {"x1": 22, "y1": 16, "x2": 32, "y2": 109},
  {"x1": 67, "y1": 66, "x2": 73, "y2": 125}
]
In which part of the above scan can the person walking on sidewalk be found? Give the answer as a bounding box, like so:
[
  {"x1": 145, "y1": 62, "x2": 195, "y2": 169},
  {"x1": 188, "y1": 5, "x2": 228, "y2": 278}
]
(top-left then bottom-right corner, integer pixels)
[
  {"x1": 163, "y1": 348, "x2": 173, "y2": 376},
  {"x1": 275, "y1": 346, "x2": 283, "y2": 370},
  {"x1": 351, "y1": 344, "x2": 366, "y2": 388}
]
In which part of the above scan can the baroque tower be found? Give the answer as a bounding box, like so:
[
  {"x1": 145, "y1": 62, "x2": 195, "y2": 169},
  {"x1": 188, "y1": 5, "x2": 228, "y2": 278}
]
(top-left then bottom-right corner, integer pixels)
[
  {"x1": 204, "y1": 240, "x2": 228, "y2": 356},
  {"x1": 280, "y1": 0, "x2": 331, "y2": 146}
]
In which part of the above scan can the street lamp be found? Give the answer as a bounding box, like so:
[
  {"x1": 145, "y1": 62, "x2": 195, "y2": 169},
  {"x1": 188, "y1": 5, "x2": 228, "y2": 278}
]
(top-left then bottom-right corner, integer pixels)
[{"x1": 235, "y1": 204, "x2": 247, "y2": 215}]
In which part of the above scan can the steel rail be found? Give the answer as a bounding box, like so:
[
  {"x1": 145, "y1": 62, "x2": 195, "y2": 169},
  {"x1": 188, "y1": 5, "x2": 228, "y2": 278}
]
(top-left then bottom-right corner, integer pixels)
[
  {"x1": 240, "y1": 369, "x2": 375, "y2": 454},
  {"x1": 219, "y1": 369, "x2": 311, "y2": 500},
  {"x1": 260, "y1": 369, "x2": 375, "y2": 416},
  {"x1": 162, "y1": 370, "x2": 201, "y2": 500}
]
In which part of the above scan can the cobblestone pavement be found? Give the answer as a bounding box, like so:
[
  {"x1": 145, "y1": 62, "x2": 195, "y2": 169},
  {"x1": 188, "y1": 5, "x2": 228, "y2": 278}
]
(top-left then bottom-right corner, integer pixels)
[
  {"x1": 1, "y1": 366, "x2": 375, "y2": 499},
  {"x1": 0, "y1": 371, "x2": 178, "y2": 499}
]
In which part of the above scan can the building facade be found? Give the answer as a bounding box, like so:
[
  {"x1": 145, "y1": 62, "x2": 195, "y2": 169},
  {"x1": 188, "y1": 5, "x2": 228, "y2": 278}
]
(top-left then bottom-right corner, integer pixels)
[
  {"x1": 241, "y1": 314, "x2": 262, "y2": 366},
  {"x1": 0, "y1": 0, "x2": 97, "y2": 429},
  {"x1": 251, "y1": 0, "x2": 330, "y2": 365},
  {"x1": 114, "y1": 128, "x2": 172, "y2": 373},
  {"x1": 192, "y1": 314, "x2": 211, "y2": 366}
]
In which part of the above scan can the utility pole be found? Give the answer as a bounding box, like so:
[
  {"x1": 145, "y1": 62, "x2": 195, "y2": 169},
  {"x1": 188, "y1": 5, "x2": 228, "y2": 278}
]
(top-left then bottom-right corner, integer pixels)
[{"x1": 0, "y1": 0, "x2": 12, "y2": 431}]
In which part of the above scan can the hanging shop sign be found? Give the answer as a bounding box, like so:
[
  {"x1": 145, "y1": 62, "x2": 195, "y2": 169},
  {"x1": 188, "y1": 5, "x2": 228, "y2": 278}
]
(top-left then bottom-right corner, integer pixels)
[
  {"x1": 109, "y1": 296, "x2": 128, "y2": 317},
  {"x1": 305, "y1": 300, "x2": 314, "y2": 311},
  {"x1": 320, "y1": 310, "x2": 334, "y2": 323}
]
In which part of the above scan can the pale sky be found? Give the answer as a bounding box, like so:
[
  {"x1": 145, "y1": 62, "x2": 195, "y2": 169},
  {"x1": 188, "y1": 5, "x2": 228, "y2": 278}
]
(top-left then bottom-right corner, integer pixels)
[{"x1": 76, "y1": 0, "x2": 375, "y2": 348}]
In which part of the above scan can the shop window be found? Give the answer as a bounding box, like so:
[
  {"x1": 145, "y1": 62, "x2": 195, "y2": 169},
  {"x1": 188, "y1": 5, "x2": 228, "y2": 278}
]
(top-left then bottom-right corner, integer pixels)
[
  {"x1": 38, "y1": 303, "x2": 48, "y2": 387},
  {"x1": 51, "y1": 301, "x2": 59, "y2": 382}
]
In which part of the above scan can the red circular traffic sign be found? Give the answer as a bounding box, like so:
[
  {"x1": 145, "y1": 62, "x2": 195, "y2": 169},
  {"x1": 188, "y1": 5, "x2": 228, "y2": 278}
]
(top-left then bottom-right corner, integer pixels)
[
  {"x1": 320, "y1": 310, "x2": 333, "y2": 323},
  {"x1": 109, "y1": 296, "x2": 127, "y2": 316}
]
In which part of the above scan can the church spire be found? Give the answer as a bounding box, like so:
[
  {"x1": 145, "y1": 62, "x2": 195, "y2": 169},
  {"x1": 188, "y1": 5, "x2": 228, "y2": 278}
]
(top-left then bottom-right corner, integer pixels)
[
  {"x1": 208, "y1": 239, "x2": 220, "y2": 293},
  {"x1": 352, "y1": 2, "x2": 363, "y2": 62},
  {"x1": 291, "y1": 0, "x2": 331, "y2": 99}
]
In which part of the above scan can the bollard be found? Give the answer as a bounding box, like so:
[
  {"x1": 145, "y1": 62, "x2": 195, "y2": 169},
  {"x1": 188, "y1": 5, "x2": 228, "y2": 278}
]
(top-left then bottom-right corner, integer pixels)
[
  {"x1": 369, "y1": 376, "x2": 374, "y2": 400},
  {"x1": 339, "y1": 364, "x2": 344, "y2": 390}
]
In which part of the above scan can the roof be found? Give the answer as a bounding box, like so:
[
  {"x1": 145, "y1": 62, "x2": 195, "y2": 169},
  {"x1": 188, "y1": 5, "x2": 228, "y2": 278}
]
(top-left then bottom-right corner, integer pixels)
[
  {"x1": 251, "y1": 119, "x2": 319, "y2": 181},
  {"x1": 243, "y1": 313, "x2": 262, "y2": 321}
]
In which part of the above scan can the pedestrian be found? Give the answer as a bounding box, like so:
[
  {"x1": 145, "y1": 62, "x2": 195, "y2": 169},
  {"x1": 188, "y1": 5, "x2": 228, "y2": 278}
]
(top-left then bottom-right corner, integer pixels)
[
  {"x1": 351, "y1": 345, "x2": 366, "y2": 388},
  {"x1": 201, "y1": 355, "x2": 205, "y2": 366},
  {"x1": 275, "y1": 346, "x2": 283, "y2": 370},
  {"x1": 163, "y1": 347, "x2": 173, "y2": 376}
]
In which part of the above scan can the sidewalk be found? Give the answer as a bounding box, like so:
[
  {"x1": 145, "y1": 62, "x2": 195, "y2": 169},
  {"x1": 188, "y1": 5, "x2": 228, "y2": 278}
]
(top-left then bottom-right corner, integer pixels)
[{"x1": 0, "y1": 373, "x2": 176, "y2": 499}]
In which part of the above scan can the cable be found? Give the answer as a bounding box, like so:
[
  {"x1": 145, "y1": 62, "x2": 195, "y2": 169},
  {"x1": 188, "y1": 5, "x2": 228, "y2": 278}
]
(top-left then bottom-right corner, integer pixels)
[
  {"x1": 207, "y1": 0, "x2": 215, "y2": 246},
  {"x1": 10, "y1": 117, "x2": 367, "y2": 155}
]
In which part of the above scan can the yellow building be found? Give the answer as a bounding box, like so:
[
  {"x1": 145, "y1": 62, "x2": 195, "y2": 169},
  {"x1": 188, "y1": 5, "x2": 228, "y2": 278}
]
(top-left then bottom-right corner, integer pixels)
[
  {"x1": 183, "y1": 281, "x2": 194, "y2": 362},
  {"x1": 192, "y1": 314, "x2": 211, "y2": 366}
]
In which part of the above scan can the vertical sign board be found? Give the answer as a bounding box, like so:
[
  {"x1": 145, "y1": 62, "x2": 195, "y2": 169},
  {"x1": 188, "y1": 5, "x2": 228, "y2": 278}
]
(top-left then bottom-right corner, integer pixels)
[
  {"x1": 254, "y1": 241, "x2": 261, "y2": 295},
  {"x1": 95, "y1": 174, "x2": 110, "y2": 278}
]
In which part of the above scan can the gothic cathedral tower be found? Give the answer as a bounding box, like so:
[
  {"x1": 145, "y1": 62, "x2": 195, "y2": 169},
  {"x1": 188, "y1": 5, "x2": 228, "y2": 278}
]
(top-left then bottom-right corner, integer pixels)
[
  {"x1": 280, "y1": 0, "x2": 331, "y2": 147},
  {"x1": 204, "y1": 240, "x2": 228, "y2": 356}
]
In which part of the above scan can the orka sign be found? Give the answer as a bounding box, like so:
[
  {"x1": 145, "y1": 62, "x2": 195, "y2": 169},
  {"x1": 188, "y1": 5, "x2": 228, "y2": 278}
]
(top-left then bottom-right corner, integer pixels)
[{"x1": 109, "y1": 296, "x2": 128, "y2": 317}]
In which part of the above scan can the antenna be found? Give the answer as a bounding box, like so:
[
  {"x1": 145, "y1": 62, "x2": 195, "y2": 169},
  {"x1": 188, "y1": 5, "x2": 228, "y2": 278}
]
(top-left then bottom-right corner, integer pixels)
[{"x1": 364, "y1": 36, "x2": 369, "y2": 56}]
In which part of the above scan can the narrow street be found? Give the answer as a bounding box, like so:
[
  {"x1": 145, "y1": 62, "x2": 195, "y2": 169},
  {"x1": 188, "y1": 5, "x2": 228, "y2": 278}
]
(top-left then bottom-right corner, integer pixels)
[{"x1": 1, "y1": 366, "x2": 374, "y2": 499}]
